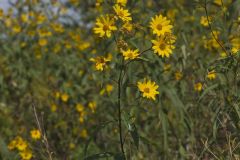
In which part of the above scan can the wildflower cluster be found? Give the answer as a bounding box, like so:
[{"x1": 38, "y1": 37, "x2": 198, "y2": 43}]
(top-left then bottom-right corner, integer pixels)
[
  {"x1": 1, "y1": 0, "x2": 240, "y2": 159},
  {"x1": 8, "y1": 136, "x2": 32, "y2": 160},
  {"x1": 150, "y1": 14, "x2": 176, "y2": 58}
]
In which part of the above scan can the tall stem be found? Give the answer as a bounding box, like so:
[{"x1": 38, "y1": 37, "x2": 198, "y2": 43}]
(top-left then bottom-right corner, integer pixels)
[
  {"x1": 118, "y1": 57, "x2": 125, "y2": 156},
  {"x1": 113, "y1": 33, "x2": 125, "y2": 156}
]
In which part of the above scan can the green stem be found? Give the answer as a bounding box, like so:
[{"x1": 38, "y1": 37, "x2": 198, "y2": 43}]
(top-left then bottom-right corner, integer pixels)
[{"x1": 118, "y1": 57, "x2": 125, "y2": 156}]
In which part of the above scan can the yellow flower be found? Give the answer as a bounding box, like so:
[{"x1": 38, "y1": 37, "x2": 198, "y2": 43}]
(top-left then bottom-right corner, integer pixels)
[
  {"x1": 38, "y1": 38, "x2": 48, "y2": 46},
  {"x1": 88, "y1": 101, "x2": 96, "y2": 113},
  {"x1": 61, "y1": 93, "x2": 69, "y2": 102},
  {"x1": 69, "y1": 142, "x2": 76, "y2": 149},
  {"x1": 100, "y1": 84, "x2": 114, "y2": 95},
  {"x1": 113, "y1": 4, "x2": 132, "y2": 22},
  {"x1": 116, "y1": 0, "x2": 127, "y2": 6},
  {"x1": 79, "y1": 115, "x2": 84, "y2": 123},
  {"x1": 220, "y1": 51, "x2": 227, "y2": 58},
  {"x1": 122, "y1": 22, "x2": 133, "y2": 32},
  {"x1": 38, "y1": 29, "x2": 52, "y2": 37},
  {"x1": 121, "y1": 49, "x2": 139, "y2": 60},
  {"x1": 90, "y1": 56, "x2": 110, "y2": 71},
  {"x1": 163, "y1": 64, "x2": 171, "y2": 72},
  {"x1": 8, "y1": 139, "x2": 17, "y2": 150},
  {"x1": 19, "y1": 149, "x2": 33, "y2": 160},
  {"x1": 15, "y1": 137, "x2": 28, "y2": 151},
  {"x1": 200, "y1": 16, "x2": 211, "y2": 27},
  {"x1": 232, "y1": 47, "x2": 239, "y2": 54},
  {"x1": 175, "y1": 71, "x2": 183, "y2": 81},
  {"x1": 30, "y1": 129, "x2": 41, "y2": 140},
  {"x1": 194, "y1": 82, "x2": 203, "y2": 92},
  {"x1": 96, "y1": 0, "x2": 103, "y2": 7},
  {"x1": 12, "y1": 25, "x2": 21, "y2": 33},
  {"x1": 230, "y1": 37, "x2": 240, "y2": 54},
  {"x1": 77, "y1": 42, "x2": 90, "y2": 51},
  {"x1": 151, "y1": 35, "x2": 175, "y2": 58},
  {"x1": 214, "y1": 0, "x2": 223, "y2": 5},
  {"x1": 5, "y1": 18, "x2": 12, "y2": 27},
  {"x1": 93, "y1": 15, "x2": 117, "y2": 38},
  {"x1": 150, "y1": 14, "x2": 173, "y2": 36},
  {"x1": 36, "y1": 13, "x2": 46, "y2": 24},
  {"x1": 137, "y1": 79, "x2": 159, "y2": 100},
  {"x1": 21, "y1": 14, "x2": 29, "y2": 23},
  {"x1": 106, "y1": 84, "x2": 114, "y2": 93},
  {"x1": 51, "y1": 23, "x2": 64, "y2": 33},
  {"x1": 207, "y1": 70, "x2": 216, "y2": 80},
  {"x1": 69, "y1": 0, "x2": 79, "y2": 5},
  {"x1": 50, "y1": 104, "x2": 57, "y2": 112},
  {"x1": 55, "y1": 91, "x2": 61, "y2": 99},
  {"x1": 0, "y1": 8, "x2": 3, "y2": 19},
  {"x1": 76, "y1": 103, "x2": 84, "y2": 112},
  {"x1": 80, "y1": 129, "x2": 88, "y2": 138},
  {"x1": 35, "y1": 51, "x2": 42, "y2": 59}
]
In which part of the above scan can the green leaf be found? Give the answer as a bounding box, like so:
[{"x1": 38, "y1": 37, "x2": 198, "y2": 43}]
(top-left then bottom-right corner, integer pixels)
[
  {"x1": 84, "y1": 152, "x2": 113, "y2": 160},
  {"x1": 83, "y1": 121, "x2": 113, "y2": 157},
  {"x1": 198, "y1": 84, "x2": 218, "y2": 102},
  {"x1": 114, "y1": 153, "x2": 126, "y2": 160},
  {"x1": 159, "y1": 108, "x2": 168, "y2": 152},
  {"x1": 137, "y1": 57, "x2": 150, "y2": 62},
  {"x1": 129, "y1": 123, "x2": 139, "y2": 149}
]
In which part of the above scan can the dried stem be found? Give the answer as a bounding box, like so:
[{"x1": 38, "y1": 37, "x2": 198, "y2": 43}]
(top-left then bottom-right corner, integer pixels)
[
  {"x1": 203, "y1": 0, "x2": 229, "y2": 55},
  {"x1": 32, "y1": 101, "x2": 53, "y2": 160}
]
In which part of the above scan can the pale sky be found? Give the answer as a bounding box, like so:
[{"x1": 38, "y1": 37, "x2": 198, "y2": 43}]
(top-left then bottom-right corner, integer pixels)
[
  {"x1": 0, "y1": 0, "x2": 10, "y2": 10},
  {"x1": 0, "y1": 0, "x2": 11, "y2": 11}
]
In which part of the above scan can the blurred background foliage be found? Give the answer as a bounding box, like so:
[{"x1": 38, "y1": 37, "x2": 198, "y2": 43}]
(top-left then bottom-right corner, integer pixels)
[{"x1": 0, "y1": 0, "x2": 240, "y2": 159}]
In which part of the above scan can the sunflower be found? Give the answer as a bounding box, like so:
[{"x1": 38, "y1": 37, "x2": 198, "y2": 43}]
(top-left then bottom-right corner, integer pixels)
[
  {"x1": 194, "y1": 82, "x2": 203, "y2": 92},
  {"x1": 200, "y1": 16, "x2": 212, "y2": 27},
  {"x1": 137, "y1": 79, "x2": 159, "y2": 100},
  {"x1": 30, "y1": 129, "x2": 41, "y2": 140},
  {"x1": 19, "y1": 149, "x2": 33, "y2": 160},
  {"x1": 207, "y1": 70, "x2": 216, "y2": 80},
  {"x1": 121, "y1": 49, "x2": 139, "y2": 60},
  {"x1": 150, "y1": 14, "x2": 173, "y2": 36},
  {"x1": 151, "y1": 35, "x2": 175, "y2": 58},
  {"x1": 90, "y1": 56, "x2": 111, "y2": 71},
  {"x1": 93, "y1": 15, "x2": 117, "y2": 38},
  {"x1": 113, "y1": 4, "x2": 132, "y2": 22}
]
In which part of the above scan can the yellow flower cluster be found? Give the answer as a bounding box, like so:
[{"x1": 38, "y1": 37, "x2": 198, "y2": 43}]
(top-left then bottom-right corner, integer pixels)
[
  {"x1": 75, "y1": 101, "x2": 97, "y2": 123},
  {"x1": 8, "y1": 136, "x2": 32, "y2": 160},
  {"x1": 93, "y1": 0, "x2": 132, "y2": 38},
  {"x1": 150, "y1": 14, "x2": 176, "y2": 58},
  {"x1": 76, "y1": 103, "x2": 86, "y2": 123},
  {"x1": 100, "y1": 84, "x2": 114, "y2": 95}
]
